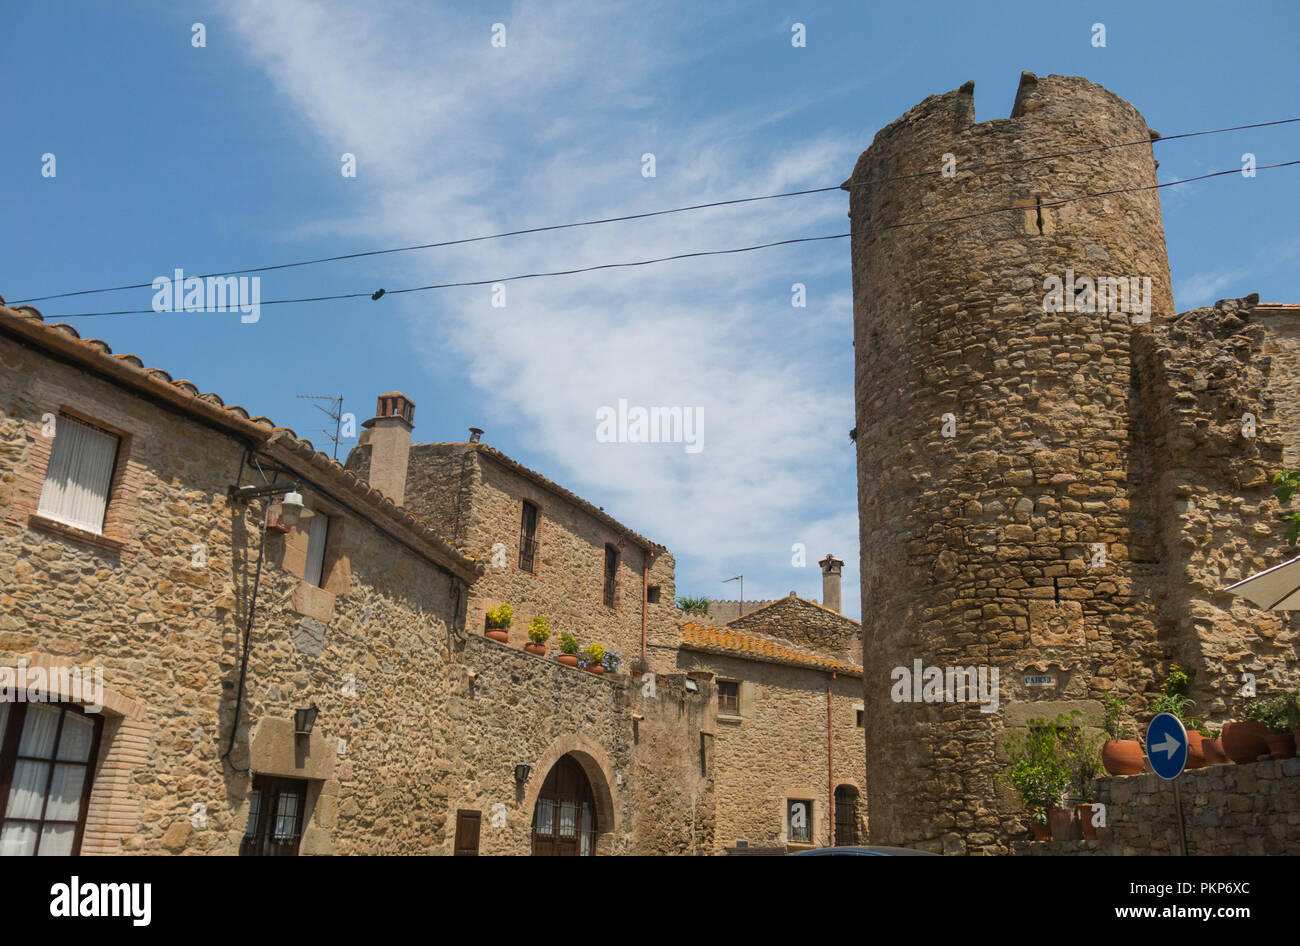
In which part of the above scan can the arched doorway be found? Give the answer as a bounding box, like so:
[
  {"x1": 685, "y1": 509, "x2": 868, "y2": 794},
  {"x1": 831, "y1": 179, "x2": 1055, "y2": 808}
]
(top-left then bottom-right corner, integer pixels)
[
  {"x1": 531, "y1": 755, "x2": 598, "y2": 856},
  {"x1": 834, "y1": 784, "x2": 861, "y2": 846}
]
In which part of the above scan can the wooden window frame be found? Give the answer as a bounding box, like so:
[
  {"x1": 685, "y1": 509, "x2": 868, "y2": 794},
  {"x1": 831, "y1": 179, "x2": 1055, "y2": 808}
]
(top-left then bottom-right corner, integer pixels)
[
  {"x1": 454, "y1": 809, "x2": 481, "y2": 856},
  {"x1": 0, "y1": 702, "x2": 104, "y2": 856},
  {"x1": 603, "y1": 544, "x2": 619, "y2": 609},
  {"x1": 717, "y1": 680, "x2": 741, "y2": 717},
  {"x1": 519, "y1": 501, "x2": 539, "y2": 573}
]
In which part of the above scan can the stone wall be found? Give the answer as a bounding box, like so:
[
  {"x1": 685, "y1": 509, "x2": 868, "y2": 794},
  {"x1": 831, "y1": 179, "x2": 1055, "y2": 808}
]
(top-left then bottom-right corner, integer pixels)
[
  {"x1": 437, "y1": 636, "x2": 716, "y2": 855},
  {"x1": 727, "y1": 594, "x2": 861, "y2": 665},
  {"x1": 704, "y1": 599, "x2": 781, "y2": 624},
  {"x1": 1, "y1": 328, "x2": 711, "y2": 855},
  {"x1": 1015, "y1": 759, "x2": 1300, "y2": 856},
  {"x1": 849, "y1": 72, "x2": 1176, "y2": 852},
  {"x1": 349, "y1": 441, "x2": 680, "y2": 674},
  {"x1": 682, "y1": 649, "x2": 865, "y2": 852}
]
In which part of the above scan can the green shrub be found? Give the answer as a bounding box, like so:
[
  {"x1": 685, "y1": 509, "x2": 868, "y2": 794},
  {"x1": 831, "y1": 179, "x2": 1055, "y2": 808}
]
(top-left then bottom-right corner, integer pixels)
[
  {"x1": 557, "y1": 632, "x2": 578, "y2": 655},
  {"x1": 1102, "y1": 693, "x2": 1130, "y2": 741},
  {"x1": 677, "y1": 596, "x2": 711, "y2": 617}
]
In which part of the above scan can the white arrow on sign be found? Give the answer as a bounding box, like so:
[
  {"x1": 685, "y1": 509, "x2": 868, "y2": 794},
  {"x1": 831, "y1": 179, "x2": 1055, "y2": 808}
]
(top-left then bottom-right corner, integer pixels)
[{"x1": 1152, "y1": 733, "x2": 1182, "y2": 758}]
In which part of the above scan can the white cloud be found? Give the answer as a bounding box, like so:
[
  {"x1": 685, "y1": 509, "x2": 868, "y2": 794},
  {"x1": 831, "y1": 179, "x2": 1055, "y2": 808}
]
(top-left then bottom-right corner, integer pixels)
[{"x1": 224, "y1": 0, "x2": 863, "y2": 617}]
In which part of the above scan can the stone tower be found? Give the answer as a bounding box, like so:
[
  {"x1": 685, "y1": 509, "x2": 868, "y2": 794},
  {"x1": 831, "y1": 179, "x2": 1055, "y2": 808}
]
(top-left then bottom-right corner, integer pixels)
[{"x1": 847, "y1": 73, "x2": 1175, "y2": 853}]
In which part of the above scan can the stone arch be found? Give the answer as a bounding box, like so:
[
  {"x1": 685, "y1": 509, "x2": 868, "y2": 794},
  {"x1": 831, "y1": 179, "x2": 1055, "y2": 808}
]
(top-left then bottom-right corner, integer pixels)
[{"x1": 523, "y1": 732, "x2": 620, "y2": 854}]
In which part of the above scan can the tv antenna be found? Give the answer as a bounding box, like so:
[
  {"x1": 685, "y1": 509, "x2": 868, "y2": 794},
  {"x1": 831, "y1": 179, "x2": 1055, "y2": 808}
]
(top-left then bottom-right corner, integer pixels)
[
  {"x1": 723, "y1": 574, "x2": 743, "y2": 617},
  {"x1": 297, "y1": 394, "x2": 345, "y2": 459}
]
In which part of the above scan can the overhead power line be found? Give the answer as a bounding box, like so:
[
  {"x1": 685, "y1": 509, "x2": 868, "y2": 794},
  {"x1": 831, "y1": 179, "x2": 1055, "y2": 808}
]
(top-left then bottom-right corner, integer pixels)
[
  {"x1": 9, "y1": 116, "x2": 1299, "y2": 307},
  {"x1": 19, "y1": 157, "x2": 1298, "y2": 321}
]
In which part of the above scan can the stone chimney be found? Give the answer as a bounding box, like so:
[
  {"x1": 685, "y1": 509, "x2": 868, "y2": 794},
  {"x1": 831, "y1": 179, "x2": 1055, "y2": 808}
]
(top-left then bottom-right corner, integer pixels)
[
  {"x1": 819, "y1": 554, "x2": 844, "y2": 613},
  {"x1": 468, "y1": 427, "x2": 483, "y2": 443},
  {"x1": 359, "y1": 392, "x2": 415, "y2": 505}
]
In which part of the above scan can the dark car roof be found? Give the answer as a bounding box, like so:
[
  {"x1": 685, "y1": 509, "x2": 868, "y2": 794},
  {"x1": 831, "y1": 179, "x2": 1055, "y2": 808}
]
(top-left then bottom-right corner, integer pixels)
[{"x1": 787, "y1": 846, "x2": 939, "y2": 856}]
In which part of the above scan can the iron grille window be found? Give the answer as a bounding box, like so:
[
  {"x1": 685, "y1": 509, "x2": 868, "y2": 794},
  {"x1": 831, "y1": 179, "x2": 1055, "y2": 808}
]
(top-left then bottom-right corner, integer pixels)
[
  {"x1": 0, "y1": 702, "x2": 103, "y2": 856},
  {"x1": 787, "y1": 799, "x2": 813, "y2": 844},
  {"x1": 718, "y1": 680, "x2": 740, "y2": 716},
  {"x1": 603, "y1": 545, "x2": 618, "y2": 608},
  {"x1": 240, "y1": 775, "x2": 308, "y2": 856},
  {"x1": 519, "y1": 501, "x2": 539, "y2": 572}
]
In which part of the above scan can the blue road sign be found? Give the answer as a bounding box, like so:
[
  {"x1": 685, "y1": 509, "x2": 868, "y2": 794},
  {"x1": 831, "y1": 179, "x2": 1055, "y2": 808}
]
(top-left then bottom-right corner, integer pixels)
[{"x1": 1145, "y1": 712, "x2": 1189, "y2": 780}]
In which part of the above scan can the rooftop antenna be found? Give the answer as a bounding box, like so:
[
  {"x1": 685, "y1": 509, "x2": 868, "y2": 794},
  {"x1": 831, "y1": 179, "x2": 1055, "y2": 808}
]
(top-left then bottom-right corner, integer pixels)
[
  {"x1": 723, "y1": 574, "x2": 743, "y2": 617},
  {"x1": 297, "y1": 394, "x2": 345, "y2": 459}
]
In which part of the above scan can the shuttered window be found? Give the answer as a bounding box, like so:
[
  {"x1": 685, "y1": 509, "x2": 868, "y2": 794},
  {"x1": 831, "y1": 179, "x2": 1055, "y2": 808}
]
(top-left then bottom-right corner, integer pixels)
[
  {"x1": 36, "y1": 415, "x2": 119, "y2": 534},
  {"x1": 603, "y1": 545, "x2": 618, "y2": 608},
  {"x1": 519, "y1": 502, "x2": 538, "y2": 572},
  {"x1": 454, "y1": 810, "x2": 481, "y2": 855}
]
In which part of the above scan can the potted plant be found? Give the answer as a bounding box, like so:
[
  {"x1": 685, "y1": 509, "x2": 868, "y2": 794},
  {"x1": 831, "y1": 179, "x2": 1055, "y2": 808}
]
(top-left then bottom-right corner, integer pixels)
[
  {"x1": 484, "y1": 603, "x2": 512, "y2": 643},
  {"x1": 579, "y1": 642, "x2": 606, "y2": 675},
  {"x1": 601, "y1": 647, "x2": 622, "y2": 674},
  {"x1": 554, "y1": 632, "x2": 580, "y2": 667},
  {"x1": 1254, "y1": 694, "x2": 1297, "y2": 759},
  {"x1": 1199, "y1": 725, "x2": 1227, "y2": 765},
  {"x1": 1058, "y1": 711, "x2": 1103, "y2": 841},
  {"x1": 1030, "y1": 808, "x2": 1050, "y2": 841},
  {"x1": 629, "y1": 656, "x2": 650, "y2": 678},
  {"x1": 1100, "y1": 694, "x2": 1144, "y2": 776},
  {"x1": 999, "y1": 716, "x2": 1071, "y2": 841},
  {"x1": 1223, "y1": 696, "x2": 1272, "y2": 764},
  {"x1": 524, "y1": 615, "x2": 550, "y2": 656},
  {"x1": 1182, "y1": 719, "x2": 1208, "y2": 770}
]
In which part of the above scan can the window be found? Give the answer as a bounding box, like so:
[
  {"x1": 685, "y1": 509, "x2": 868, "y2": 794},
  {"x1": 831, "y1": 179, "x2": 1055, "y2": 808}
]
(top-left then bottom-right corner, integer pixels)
[
  {"x1": 454, "y1": 810, "x2": 481, "y2": 856},
  {"x1": 646, "y1": 584, "x2": 661, "y2": 604},
  {"x1": 603, "y1": 545, "x2": 619, "y2": 608},
  {"x1": 787, "y1": 799, "x2": 813, "y2": 844},
  {"x1": 240, "y1": 775, "x2": 308, "y2": 856},
  {"x1": 718, "y1": 680, "x2": 740, "y2": 716},
  {"x1": 303, "y1": 512, "x2": 330, "y2": 587},
  {"x1": 835, "y1": 785, "x2": 860, "y2": 846},
  {"x1": 36, "y1": 414, "x2": 120, "y2": 535},
  {"x1": 519, "y1": 501, "x2": 538, "y2": 572},
  {"x1": 856, "y1": 709, "x2": 864, "y2": 728},
  {"x1": 0, "y1": 702, "x2": 103, "y2": 856}
]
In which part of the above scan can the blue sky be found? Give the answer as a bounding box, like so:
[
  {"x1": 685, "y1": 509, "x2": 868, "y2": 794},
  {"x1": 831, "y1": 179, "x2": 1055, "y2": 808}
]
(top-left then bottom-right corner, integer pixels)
[{"x1": 4, "y1": 0, "x2": 1298, "y2": 621}]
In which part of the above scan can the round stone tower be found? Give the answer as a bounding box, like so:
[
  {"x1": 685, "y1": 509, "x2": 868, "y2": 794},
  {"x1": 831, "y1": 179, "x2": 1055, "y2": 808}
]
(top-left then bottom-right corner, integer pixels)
[{"x1": 847, "y1": 73, "x2": 1174, "y2": 853}]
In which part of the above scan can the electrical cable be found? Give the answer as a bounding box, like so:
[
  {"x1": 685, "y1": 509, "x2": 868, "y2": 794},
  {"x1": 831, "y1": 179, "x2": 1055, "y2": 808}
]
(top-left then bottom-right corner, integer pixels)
[
  {"x1": 8, "y1": 116, "x2": 1298, "y2": 307},
  {"x1": 22, "y1": 157, "x2": 1300, "y2": 320}
]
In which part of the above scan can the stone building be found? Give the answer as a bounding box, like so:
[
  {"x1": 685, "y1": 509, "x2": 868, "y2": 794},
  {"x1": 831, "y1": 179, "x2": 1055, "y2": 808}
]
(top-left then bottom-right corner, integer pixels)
[
  {"x1": 679, "y1": 556, "x2": 866, "y2": 852},
  {"x1": 846, "y1": 72, "x2": 1300, "y2": 853},
  {"x1": 344, "y1": 404, "x2": 679, "y2": 674},
  {"x1": 0, "y1": 299, "x2": 714, "y2": 856}
]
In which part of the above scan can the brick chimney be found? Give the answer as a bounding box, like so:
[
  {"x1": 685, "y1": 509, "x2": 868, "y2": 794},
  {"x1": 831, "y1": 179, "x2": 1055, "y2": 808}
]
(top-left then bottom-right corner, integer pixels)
[
  {"x1": 819, "y1": 554, "x2": 844, "y2": 613},
  {"x1": 359, "y1": 392, "x2": 414, "y2": 505}
]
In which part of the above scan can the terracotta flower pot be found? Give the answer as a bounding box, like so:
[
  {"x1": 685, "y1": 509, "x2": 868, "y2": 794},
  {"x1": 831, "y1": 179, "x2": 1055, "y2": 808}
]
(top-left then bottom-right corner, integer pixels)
[
  {"x1": 1185, "y1": 731, "x2": 1207, "y2": 769},
  {"x1": 524, "y1": 642, "x2": 546, "y2": 656},
  {"x1": 1047, "y1": 807, "x2": 1072, "y2": 842},
  {"x1": 585, "y1": 664, "x2": 605, "y2": 675},
  {"x1": 1221, "y1": 721, "x2": 1269, "y2": 764},
  {"x1": 485, "y1": 629, "x2": 510, "y2": 643},
  {"x1": 1031, "y1": 822, "x2": 1050, "y2": 841},
  {"x1": 687, "y1": 671, "x2": 714, "y2": 682},
  {"x1": 1101, "y1": 739, "x2": 1144, "y2": 776},
  {"x1": 557, "y1": 654, "x2": 579, "y2": 667},
  {"x1": 1077, "y1": 803, "x2": 1098, "y2": 841},
  {"x1": 1265, "y1": 733, "x2": 1296, "y2": 760},
  {"x1": 1202, "y1": 736, "x2": 1228, "y2": 765}
]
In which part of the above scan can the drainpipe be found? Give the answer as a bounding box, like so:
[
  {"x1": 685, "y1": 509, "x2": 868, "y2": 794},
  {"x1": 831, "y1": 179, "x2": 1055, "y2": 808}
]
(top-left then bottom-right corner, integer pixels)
[
  {"x1": 827, "y1": 670, "x2": 835, "y2": 847},
  {"x1": 641, "y1": 549, "x2": 655, "y2": 665}
]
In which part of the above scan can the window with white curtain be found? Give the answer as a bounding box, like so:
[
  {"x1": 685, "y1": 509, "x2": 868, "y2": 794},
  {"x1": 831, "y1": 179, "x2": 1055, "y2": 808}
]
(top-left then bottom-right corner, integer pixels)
[
  {"x1": 303, "y1": 512, "x2": 330, "y2": 587},
  {"x1": 0, "y1": 702, "x2": 103, "y2": 856},
  {"x1": 36, "y1": 414, "x2": 120, "y2": 534}
]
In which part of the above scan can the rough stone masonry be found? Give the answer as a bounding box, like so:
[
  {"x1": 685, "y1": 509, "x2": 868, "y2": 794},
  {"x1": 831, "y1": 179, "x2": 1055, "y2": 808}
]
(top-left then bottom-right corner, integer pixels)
[{"x1": 847, "y1": 72, "x2": 1300, "y2": 853}]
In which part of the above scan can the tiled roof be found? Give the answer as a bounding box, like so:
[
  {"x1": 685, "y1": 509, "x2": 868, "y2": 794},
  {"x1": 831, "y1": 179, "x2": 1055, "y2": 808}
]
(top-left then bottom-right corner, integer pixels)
[
  {"x1": 0, "y1": 298, "x2": 483, "y2": 583},
  {"x1": 421, "y1": 441, "x2": 667, "y2": 552},
  {"x1": 679, "y1": 621, "x2": 862, "y2": 676}
]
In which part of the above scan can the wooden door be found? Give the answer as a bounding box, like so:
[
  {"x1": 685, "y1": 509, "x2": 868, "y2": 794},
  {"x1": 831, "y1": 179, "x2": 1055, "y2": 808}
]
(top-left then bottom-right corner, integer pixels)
[{"x1": 531, "y1": 755, "x2": 596, "y2": 856}]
